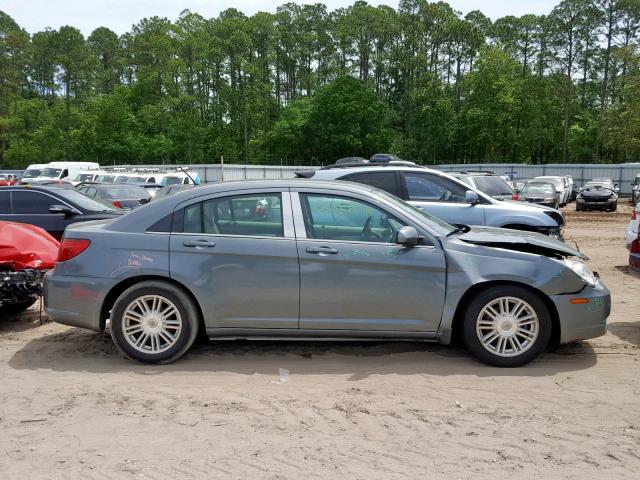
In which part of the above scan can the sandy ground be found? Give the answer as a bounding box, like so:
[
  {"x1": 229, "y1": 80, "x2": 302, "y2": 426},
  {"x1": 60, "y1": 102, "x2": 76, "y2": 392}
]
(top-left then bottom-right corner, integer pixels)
[{"x1": 1, "y1": 204, "x2": 639, "y2": 480}]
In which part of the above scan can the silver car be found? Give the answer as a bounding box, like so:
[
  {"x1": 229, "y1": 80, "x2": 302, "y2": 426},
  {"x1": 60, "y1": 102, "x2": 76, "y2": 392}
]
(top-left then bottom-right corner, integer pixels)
[
  {"x1": 307, "y1": 165, "x2": 565, "y2": 238},
  {"x1": 44, "y1": 180, "x2": 610, "y2": 367}
]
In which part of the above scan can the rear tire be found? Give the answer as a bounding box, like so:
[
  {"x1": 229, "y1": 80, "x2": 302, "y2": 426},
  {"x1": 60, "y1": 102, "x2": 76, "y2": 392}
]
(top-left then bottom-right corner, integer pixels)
[
  {"x1": 461, "y1": 285, "x2": 552, "y2": 367},
  {"x1": 109, "y1": 281, "x2": 199, "y2": 364}
]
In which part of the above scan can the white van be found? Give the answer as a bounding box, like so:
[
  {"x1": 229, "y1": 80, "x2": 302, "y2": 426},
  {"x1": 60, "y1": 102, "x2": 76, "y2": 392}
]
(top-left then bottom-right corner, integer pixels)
[
  {"x1": 19, "y1": 163, "x2": 48, "y2": 184},
  {"x1": 32, "y1": 162, "x2": 100, "y2": 183}
]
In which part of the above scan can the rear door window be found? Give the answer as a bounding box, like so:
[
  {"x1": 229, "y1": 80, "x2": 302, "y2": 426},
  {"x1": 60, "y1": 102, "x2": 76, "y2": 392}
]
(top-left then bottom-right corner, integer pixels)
[
  {"x1": 183, "y1": 193, "x2": 284, "y2": 237},
  {"x1": 340, "y1": 172, "x2": 401, "y2": 197},
  {"x1": 11, "y1": 191, "x2": 59, "y2": 214},
  {"x1": 402, "y1": 172, "x2": 468, "y2": 202}
]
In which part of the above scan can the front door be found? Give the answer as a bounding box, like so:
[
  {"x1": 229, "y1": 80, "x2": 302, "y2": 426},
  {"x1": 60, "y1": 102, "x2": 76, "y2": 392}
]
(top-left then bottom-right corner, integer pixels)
[
  {"x1": 294, "y1": 191, "x2": 447, "y2": 332},
  {"x1": 169, "y1": 190, "x2": 300, "y2": 330}
]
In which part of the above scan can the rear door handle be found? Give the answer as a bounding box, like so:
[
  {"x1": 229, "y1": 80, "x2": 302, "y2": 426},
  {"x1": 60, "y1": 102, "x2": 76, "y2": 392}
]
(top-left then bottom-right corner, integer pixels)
[
  {"x1": 183, "y1": 239, "x2": 217, "y2": 248},
  {"x1": 306, "y1": 246, "x2": 338, "y2": 255}
]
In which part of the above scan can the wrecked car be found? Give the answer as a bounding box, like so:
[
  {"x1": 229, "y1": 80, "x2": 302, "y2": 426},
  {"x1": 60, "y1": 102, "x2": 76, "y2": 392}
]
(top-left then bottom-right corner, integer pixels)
[
  {"x1": 44, "y1": 180, "x2": 610, "y2": 367},
  {"x1": 1, "y1": 221, "x2": 59, "y2": 314}
]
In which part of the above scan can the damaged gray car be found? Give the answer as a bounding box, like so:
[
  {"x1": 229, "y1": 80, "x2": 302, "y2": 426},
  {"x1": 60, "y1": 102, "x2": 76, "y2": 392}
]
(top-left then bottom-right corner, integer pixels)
[{"x1": 44, "y1": 180, "x2": 610, "y2": 367}]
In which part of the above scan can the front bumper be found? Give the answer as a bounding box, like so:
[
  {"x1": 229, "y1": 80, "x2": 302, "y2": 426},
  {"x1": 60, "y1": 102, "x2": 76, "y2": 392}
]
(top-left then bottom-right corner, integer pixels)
[
  {"x1": 43, "y1": 271, "x2": 115, "y2": 332},
  {"x1": 551, "y1": 281, "x2": 611, "y2": 344},
  {"x1": 577, "y1": 198, "x2": 617, "y2": 210}
]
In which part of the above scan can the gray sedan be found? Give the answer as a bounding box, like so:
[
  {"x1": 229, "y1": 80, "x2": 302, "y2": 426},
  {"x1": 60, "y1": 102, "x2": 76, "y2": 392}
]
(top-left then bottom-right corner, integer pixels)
[{"x1": 44, "y1": 180, "x2": 610, "y2": 367}]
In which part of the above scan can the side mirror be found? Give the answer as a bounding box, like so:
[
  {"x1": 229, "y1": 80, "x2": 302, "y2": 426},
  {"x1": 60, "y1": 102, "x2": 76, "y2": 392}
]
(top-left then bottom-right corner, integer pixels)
[
  {"x1": 465, "y1": 190, "x2": 480, "y2": 205},
  {"x1": 395, "y1": 226, "x2": 419, "y2": 247},
  {"x1": 49, "y1": 204, "x2": 75, "y2": 217}
]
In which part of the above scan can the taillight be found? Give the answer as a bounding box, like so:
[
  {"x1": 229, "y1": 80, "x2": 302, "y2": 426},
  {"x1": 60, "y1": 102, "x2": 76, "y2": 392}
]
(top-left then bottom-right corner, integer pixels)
[
  {"x1": 632, "y1": 229, "x2": 640, "y2": 254},
  {"x1": 112, "y1": 200, "x2": 122, "y2": 208},
  {"x1": 512, "y1": 194, "x2": 519, "y2": 201},
  {"x1": 57, "y1": 238, "x2": 91, "y2": 262},
  {"x1": 632, "y1": 209, "x2": 637, "y2": 220}
]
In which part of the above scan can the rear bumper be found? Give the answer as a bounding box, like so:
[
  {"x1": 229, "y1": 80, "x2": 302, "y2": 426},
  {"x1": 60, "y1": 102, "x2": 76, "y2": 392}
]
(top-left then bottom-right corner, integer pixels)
[
  {"x1": 551, "y1": 282, "x2": 611, "y2": 344},
  {"x1": 43, "y1": 271, "x2": 114, "y2": 332}
]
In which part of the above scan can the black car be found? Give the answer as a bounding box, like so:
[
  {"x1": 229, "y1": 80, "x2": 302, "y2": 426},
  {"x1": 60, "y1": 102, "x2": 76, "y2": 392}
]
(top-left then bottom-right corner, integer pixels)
[
  {"x1": 0, "y1": 186, "x2": 122, "y2": 240},
  {"x1": 576, "y1": 180, "x2": 618, "y2": 212},
  {"x1": 76, "y1": 183, "x2": 151, "y2": 210}
]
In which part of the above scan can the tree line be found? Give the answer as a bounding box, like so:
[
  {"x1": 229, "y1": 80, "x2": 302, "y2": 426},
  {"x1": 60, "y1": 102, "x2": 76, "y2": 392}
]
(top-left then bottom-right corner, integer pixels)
[{"x1": 1, "y1": 0, "x2": 640, "y2": 168}]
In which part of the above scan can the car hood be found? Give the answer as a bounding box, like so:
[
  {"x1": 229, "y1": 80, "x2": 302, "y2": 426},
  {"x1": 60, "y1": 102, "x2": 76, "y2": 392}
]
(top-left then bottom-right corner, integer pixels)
[
  {"x1": 457, "y1": 226, "x2": 587, "y2": 260},
  {"x1": 579, "y1": 188, "x2": 615, "y2": 199},
  {"x1": 500, "y1": 199, "x2": 554, "y2": 211}
]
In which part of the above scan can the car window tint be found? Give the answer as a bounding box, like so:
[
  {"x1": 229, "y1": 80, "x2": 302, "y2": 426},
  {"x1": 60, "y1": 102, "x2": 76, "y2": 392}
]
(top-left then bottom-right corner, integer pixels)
[
  {"x1": 184, "y1": 194, "x2": 284, "y2": 237},
  {"x1": 0, "y1": 191, "x2": 10, "y2": 214},
  {"x1": 404, "y1": 173, "x2": 468, "y2": 202},
  {"x1": 472, "y1": 176, "x2": 514, "y2": 196},
  {"x1": 300, "y1": 194, "x2": 406, "y2": 243},
  {"x1": 341, "y1": 172, "x2": 400, "y2": 197},
  {"x1": 11, "y1": 191, "x2": 59, "y2": 214}
]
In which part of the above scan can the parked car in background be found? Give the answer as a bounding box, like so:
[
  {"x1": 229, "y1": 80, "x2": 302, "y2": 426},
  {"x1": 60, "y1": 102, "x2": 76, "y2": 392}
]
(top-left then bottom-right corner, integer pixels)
[
  {"x1": 576, "y1": 179, "x2": 619, "y2": 212},
  {"x1": 0, "y1": 186, "x2": 121, "y2": 240},
  {"x1": 305, "y1": 164, "x2": 566, "y2": 238},
  {"x1": 76, "y1": 183, "x2": 151, "y2": 211},
  {"x1": 44, "y1": 180, "x2": 610, "y2": 367},
  {"x1": 161, "y1": 170, "x2": 201, "y2": 185},
  {"x1": 69, "y1": 170, "x2": 101, "y2": 185},
  {"x1": 138, "y1": 183, "x2": 164, "y2": 199},
  {"x1": 518, "y1": 182, "x2": 561, "y2": 209},
  {"x1": 448, "y1": 172, "x2": 517, "y2": 200},
  {"x1": 531, "y1": 176, "x2": 571, "y2": 206},
  {"x1": 624, "y1": 202, "x2": 639, "y2": 250},
  {"x1": 95, "y1": 173, "x2": 117, "y2": 183},
  {"x1": 19, "y1": 163, "x2": 47, "y2": 183},
  {"x1": 24, "y1": 162, "x2": 100, "y2": 184},
  {"x1": 0, "y1": 174, "x2": 19, "y2": 186},
  {"x1": 151, "y1": 184, "x2": 195, "y2": 200},
  {"x1": 513, "y1": 179, "x2": 532, "y2": 193},
  {"x1": 631, "y1": 174, "x2": 640, "y2": 204}
]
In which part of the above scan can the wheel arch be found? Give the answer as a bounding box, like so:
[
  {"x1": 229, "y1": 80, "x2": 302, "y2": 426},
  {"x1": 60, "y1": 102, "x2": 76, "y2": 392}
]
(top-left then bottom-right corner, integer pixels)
[
  {"x1": 99, "y1": 275, "x2": 205, "y2": 333},
  {"x1": 449, "y1": 280, "x2": 561, "y2": 348}
]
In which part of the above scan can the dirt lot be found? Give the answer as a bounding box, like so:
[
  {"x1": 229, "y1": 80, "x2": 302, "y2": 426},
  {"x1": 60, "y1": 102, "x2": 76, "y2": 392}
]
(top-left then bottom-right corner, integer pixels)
[{"x1": 1, "y1": 204, "x2": 639, "y2": 480}]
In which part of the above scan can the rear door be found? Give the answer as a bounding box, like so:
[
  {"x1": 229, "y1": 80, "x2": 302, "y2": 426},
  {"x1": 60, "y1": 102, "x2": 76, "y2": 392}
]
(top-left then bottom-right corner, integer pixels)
[
  {"x1": 293, "y1": 189, "x2": 446, "y2": 332},
  {"x1": 399, "y1": 171, "x2": 486, "y2": 226},
  {"x1": 169, "y1": 189, "x2": 300, "y2": 330}
]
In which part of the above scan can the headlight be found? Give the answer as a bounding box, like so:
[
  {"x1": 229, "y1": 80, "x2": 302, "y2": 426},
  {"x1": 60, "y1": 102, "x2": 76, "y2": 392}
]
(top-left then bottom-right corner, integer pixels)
[
  {"x1": 544, "y1": 197, "x2": 554, "y2": 202},
  {"x1": 561, "y1": 258, "x2": 597, "y2": 287}
]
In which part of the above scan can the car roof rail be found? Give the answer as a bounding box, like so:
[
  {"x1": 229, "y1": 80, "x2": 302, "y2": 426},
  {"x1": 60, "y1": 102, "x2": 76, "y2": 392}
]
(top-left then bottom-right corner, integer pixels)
[{"x1": 319, "y1": 160, "x2": 418, "y2": 170}]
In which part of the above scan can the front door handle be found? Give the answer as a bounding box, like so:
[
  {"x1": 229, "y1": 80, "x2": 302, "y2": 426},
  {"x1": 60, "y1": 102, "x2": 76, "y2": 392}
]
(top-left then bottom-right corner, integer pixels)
[
  {"x1": 183, "y1": 239, "x2": 217, "y2": 248},
  {"x1": 306, "y1": 246, "x2": 338, "y2": 255}
]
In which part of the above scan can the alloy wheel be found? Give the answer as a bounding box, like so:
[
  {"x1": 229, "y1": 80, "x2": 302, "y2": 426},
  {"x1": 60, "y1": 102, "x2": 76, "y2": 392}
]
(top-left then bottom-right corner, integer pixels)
[
  {"x1": 122, "y1": 295, "x2": 183, "y2": 354},
  {"x1": 475, "y1": 296, "x2": 539, "y2": 358}
]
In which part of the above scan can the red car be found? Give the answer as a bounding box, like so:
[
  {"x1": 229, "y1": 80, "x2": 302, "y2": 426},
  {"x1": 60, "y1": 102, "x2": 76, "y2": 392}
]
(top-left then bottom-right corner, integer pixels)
[
  {"x1": 0, "y1": 174, "x2": 19, "y2": 186},
  {"x1": 0, "y1": 221, "x2": 59, "y2": 314}
]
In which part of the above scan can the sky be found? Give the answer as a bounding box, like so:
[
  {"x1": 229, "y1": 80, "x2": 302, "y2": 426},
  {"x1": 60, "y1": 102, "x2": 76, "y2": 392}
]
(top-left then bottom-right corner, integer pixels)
[{"x1": 2, "y1": 0, "x2": 561, "y2": 35}]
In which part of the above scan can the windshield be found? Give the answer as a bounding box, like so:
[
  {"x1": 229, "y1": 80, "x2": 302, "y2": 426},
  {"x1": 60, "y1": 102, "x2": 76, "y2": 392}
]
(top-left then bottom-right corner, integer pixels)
[
  {"x1": 72, "y1": 173, "x2": 96, "y2": 182},
  {"x1": 22, "y1": 169, "x2": 42, "y2": 178},
  {"x1": 162, "y1": 176, "x2": 183, "y2": 185},
  {"x1": 472, "y1": 176, "x2": 514, "y2": 196},
  {"x1": 126, "y1": 176, "x2": 146, "y2": 183},
  {"x1": 522, "y1": 183, "x2": 554, "y2": 195},
  {"x1": 42, "y1": 168, "x2": 62, "y2": 177},
  {"x1": 536, "y1": 177, "x2": 563, "y2": 188},
  {"x1": 101, "y1": 185, "x2": 150, "y2": 199},
  {"x1": 373, "y1": 189, "x2": 456, "y2": 237},
  {"x1": 96, "y1": 175, "x2": 115, "y2": 182},
  {"x1": 584, "y1": 182, "x2": 613, "y2": 190},
  {"x1": 114, "y1": 175, "x2": 129, "y2": 183},
  {"x1": 64, "y1": 190, "x2": 122, "y2": 213}
]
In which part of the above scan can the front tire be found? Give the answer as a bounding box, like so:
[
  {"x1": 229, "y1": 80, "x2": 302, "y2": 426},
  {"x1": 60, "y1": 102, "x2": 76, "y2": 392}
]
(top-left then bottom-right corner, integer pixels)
[
  {"x1": 461, "y1": 285, "x2": 552, "y2": 367},
  {"x1": 110, "y1": 281, "x2": 199, "y2": 364}
]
